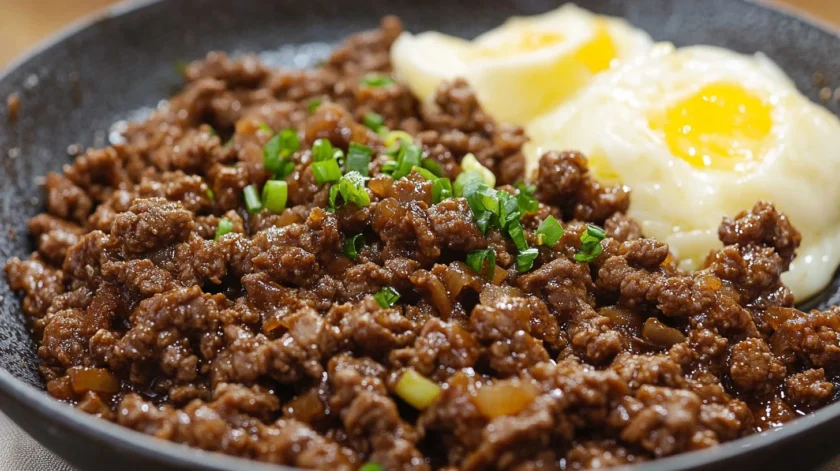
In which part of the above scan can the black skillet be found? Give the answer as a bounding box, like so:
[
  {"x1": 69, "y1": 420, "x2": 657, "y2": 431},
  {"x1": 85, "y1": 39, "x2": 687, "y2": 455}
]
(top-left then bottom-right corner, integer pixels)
[{"x1": 2, "y1": 0, "x2": 840, "y2": 469}]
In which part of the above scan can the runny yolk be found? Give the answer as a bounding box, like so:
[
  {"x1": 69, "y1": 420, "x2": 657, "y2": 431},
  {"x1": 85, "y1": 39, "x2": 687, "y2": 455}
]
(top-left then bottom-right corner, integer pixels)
[
  {"x1": 574, "y1": 21, "x2": 618, "y2": 73},
  {"x1": 472, "y1": 30, "x2": 566, "y2": 59},
  {"x1": 651, "y1": 82, "x2": 773, "y2": 171}
]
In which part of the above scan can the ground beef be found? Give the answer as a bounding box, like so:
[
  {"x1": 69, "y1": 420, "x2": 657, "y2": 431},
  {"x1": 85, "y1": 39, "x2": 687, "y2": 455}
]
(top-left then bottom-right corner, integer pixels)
[{"x1": 4, "y1": 16, "x2": 838, "y2": 471}]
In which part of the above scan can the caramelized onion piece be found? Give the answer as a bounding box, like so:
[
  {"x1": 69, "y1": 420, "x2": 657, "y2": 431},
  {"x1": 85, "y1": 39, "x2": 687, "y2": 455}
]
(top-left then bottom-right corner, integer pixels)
[
  {"x1": 443, "y1": 262, "x2": 480, "y2": 299},
  {"x1": 473, "y1": 379, "x2": 540, "y2": 419},
  {"x1": 68, "y1": 368, "x2": 120, "y2": 394},
  {"x1": 600, "y1": 306, "x2": 638, "y2": 327},
  {"x1": 284, "y1": 389, "x2": 326, "y2": 423},
  {"x1": 413, "y1": 272, "x2": 452, "y2": 318},
  {"x1": 491, "y1": 265, "x2": 507, "y2": 285},
  {"x1": 642, "y1": 318, "x2": 686, "y2": 347}
]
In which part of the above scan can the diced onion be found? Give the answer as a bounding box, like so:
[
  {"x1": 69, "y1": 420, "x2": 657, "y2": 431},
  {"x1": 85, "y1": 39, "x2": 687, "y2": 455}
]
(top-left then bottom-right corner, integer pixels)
[
  {"x1": 473, "y1": 379, "x2": 539, "y2": 419},
  {"x1": 394, "y1": 369, "x2": 441, "y2": 409},
  {"x1": 68, "y1": 368, "x2": 120, "y2": 394}
]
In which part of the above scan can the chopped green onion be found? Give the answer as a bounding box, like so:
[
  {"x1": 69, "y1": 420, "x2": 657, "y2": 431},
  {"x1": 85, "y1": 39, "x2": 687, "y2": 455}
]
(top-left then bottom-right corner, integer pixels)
[
  {"x1": 205, "y1": 188, "x2": 215, "y2": 200},
  {"x1": 432, "y1": 178, "x2": 453, "y2": 204},
  {"x1": 258, "y1": 122, "x2": 273, "y2": 134},
  {"x1": 343, "y1": 233, "x2": 366, "y2": 260},
  {"x1": 413, "y1": 166, "x2": 437, "y2": 181},
  {"x1": 313, "y1": 159, "x2": 342, "y2": 184},
  {"x1": 475, "y1": 211, "x2": 494, "y2": 234},
  {"x1": 507, "y1": 220, "x2": 529, "y2": 252},
  {"x1": 394, "y1": 369, "x2": 441, "y2": 409},
  {"x1": 461, "y1": 153, "x2": 496, "y2": 188},
  {"x1": 346, "y1": 142, "x2": 372, "y2": 176},
  {"x1": 214, "y1": 217, "x2": 233, "y2": 241},
  {"x1": 363, "y1": 112, "x2": 386, "y2": 133},
  {"x1": 383, "y1": 130, "x2": 413, "y2": 150},
  {"x1": 421, "y1": 158, "x2": 444, "y2": 177},
  {"x1": 516, "y1": 248, "x2": 539, "y2": 273},
  {"x1": 499, "y1": 191, "x2": 521, "y2": 228},
  {"x1": 243, "y1": 185, "x2": 262, "y2": 214},
  {"x1": 392, "y1": 143, "x2": 422, "y2": 180},
  {"x1": 381, "y1": 161, "x2": 398, "y2": 175},
  {"x1": 261, "y1": 180, "x2": 288, "y2": 214},
  {"x1": 263, "y1": 128, "x2": 300, "y2": 178},
  {"x1": 453, "y1": 170, "x2": 485, "y2": 197},
  {"x1": 536, "y1": 216, "x2": 564, "y2": 247},
  {"x1": 329, "y1": 171, "x2": 371, "y2": 209},
  {"x1": 466, "y1": 248, "x2": 496, "y2": 280},
  {"x1": 311, "y1": 138, "x2": 334, "y2": 162},
  {"x1": 359, "y1": 463, "x2": 386, "y2": 471},
  {"x1": 307, "y1": 98, "x2": 322, "y2": 114},
  {"x1": 374, "y1": 286, "x2": 401, "y2": 309},
  {"x1": 360, "y1": 73, "x2": 396, "y2": 88},
  {"x1": 515, "y1": 181, "x2": 536, "y2": 196},
  {"x1": 575, "y1": 224, "x2": 606, "y2": 263},
  {"x1": 517, "y1": 192, "x2": 539, "y2": 215}
]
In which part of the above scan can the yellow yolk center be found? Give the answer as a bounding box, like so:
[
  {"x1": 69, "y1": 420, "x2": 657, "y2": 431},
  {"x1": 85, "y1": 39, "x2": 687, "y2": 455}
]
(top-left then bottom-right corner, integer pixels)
[
  {"x1": 652, "y1": 83, "x2": 773, "y2": 171},
  {"x1": 574, "y1": 22, "x2": 618, "y2": 73}
]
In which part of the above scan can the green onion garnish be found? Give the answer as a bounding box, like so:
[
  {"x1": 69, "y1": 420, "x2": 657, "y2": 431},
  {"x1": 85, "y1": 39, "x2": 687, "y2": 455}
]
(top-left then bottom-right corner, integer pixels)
[
  {"x1": 243, "y1": 185, "x2": 262, "y2": 214},
  {"x1": 374, "y1": 286, "x2": 401, "y2": 309},
  {"x1": 329, "y1": 171, "x2": 371, "y2": 209},
  {"x1": 214, "y1": 217, "x2": 233, "y2": 241},
  {"x1": 343, "y1": 233, "x2": 366, "y2": 260},
  {"x1": 263, "y1": 128, "x2": 300, "y2": 178},
  {"x1": 421, "y1": 158, "x2": 444, "y2": 177},
  {"x1": 205, "y1": 188, "x2": 215, "y2": 200},
  {"x1": 311, "y1": 138, "x2": 334, "y2": 162},
  {"x1": 360, "y1": 73, "x2": 396, "y2": 88},
  {"x1": 258, "y1": 122, "x2": 273, "y2": 134},
  {"x1": 575, "y1": 224, "x2": 606, "y2": 263},
  {"x1": 380, "y1": 161, "x2": 398, "y2": 175},
  {"x1": 536, "y1": 216, "x2": 564, "y2": 247},
  {"x1": 460, "y1": 153, "x2": 495, "y2": 188},
  {"x1": 261, "y1": 180, "x2": 288, "y2": 214},
  {"x1": 313, "y1": 159, "x2": 342, "y2": 184},
  {"x1": 383, "y1": 130, "x2": 413, "y2": 150},
  {"x1": 359, "y1": 463, "x2": 386, "y2": 471},
  {"x1": 346, "y1": 142, "x2": 372, "y2": 176},
  {"x1": 307, "y1": 98, "x2": 322, "y2": 114},
  {"x1": 516, "y1": 248, "x2": 539, "y2": 273},
  {"x1": 363, "y1": 112, "x2": 386, "y2": 133},
  {"x1": 413, "y1": 166, "x2": 437, "y2": 181},
  {"x1": 466, "y1": 248, "x2": 496, "y2": 280},
  {"x1": 507, "y1": 220, "x2": 528, "y2": 252},
  {"x1": 392, "y1": 143, "x2": 422, "y2": 180},
  {"x1": 453, "y1": 170, "x2": 485, "y2": 198},
  {"x1": 432, "y1": 178, "x2": 453, "y2": 204}
]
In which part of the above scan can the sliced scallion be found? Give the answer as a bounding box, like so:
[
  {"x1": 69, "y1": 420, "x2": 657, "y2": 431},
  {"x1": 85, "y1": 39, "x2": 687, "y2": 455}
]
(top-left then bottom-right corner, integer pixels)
[
  {"x1": 536, "y1": 216, "x2": 563, "y2": 247},
  {"x1": 507, "y1": 220, "x2": 528, "y2": 252},
  {"x1": 313, "y1": 159, "x2": 342, "y2": 184},
  {"x1": 346, "y1": 142, "x2": 372, "y2": 176},
  {"x1": 575, "y1": 224, "x2": 606, "y2": 263},
  {"x1": 261, "y1": 180, "x2": 288, "y2": 214},
  {"x1": 421, "y1": 158, "x2": 444, "y2": 177},
  {"x1": 360, "y1": 73, "x2": 396, "y2": 88},
  {"x1": 516, "y1": 248, "x2": 539, "y2": 273},
  {"x1": 214, "y1": 217, "x2": 233, "y2": 241},
  {"x1": 374, "y1": 286, "x2": 400, "y2": 309},
  {"x1": 392, "y1": 143, "x2": 422, "y2": 180},
  {"x1": 307, "y1": 98, "x2": 322, "y2": 114},
  {"x1": 243, "y1": 185, "x2": 262, "y2": 214},
  {"x1": 432, "y1": 178, "x2": 453, "y2": 203},
  {"x1": 263, "y1": 128, "x2": 300, "y2": 178},
  {"x1": 343, "y1": 233, "x2": 366, "y2": 260},
  {"x1": 466, "y1": 248, "x2": 496, "y2": 280},
  {"x1": 311, "y1": 138, "x2": 334, "y2": 162},
  {"x1": 363, "y1": 112, "x2": 386, "y2": 133}
]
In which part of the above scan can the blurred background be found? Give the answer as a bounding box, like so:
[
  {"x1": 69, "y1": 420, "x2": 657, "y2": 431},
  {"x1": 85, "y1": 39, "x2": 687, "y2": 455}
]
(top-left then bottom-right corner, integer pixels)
[{"x1": 0, "y1": 0, "x2": 839, "y2": 68}]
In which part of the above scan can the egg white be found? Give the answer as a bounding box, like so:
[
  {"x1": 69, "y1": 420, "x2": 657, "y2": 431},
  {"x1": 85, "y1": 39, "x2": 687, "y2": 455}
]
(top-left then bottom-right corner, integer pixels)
[
  {"x1": 526, "y1": 44, "x2": 840, "y2": 300},
  {"x1": 390, "y1": 4, "x2": 652, "y2": 125}
]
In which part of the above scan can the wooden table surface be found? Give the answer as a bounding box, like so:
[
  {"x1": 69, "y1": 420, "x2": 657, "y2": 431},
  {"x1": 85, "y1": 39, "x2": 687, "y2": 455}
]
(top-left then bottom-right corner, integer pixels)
[{"x1": 1, "y1": 0, "x2": 839, "y2": 68}]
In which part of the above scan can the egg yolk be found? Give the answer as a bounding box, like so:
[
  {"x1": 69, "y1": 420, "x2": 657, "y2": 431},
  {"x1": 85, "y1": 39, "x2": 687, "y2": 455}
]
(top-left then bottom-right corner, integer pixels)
[
  {"x1": 652, "y1": 83, "x2": 773, "y2": 171},
  {"x1": 472, "y1": 30, "x2": 566, "y2": 59},
  {"x1": 574, "y1": 21, "x2": 618, "y2": 73}
]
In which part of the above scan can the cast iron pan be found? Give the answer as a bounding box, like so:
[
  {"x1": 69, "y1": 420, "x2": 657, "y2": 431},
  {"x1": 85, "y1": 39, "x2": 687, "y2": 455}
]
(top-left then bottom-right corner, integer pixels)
[{"x1": 2, "y1": 0, "x2": 840, "y2": 469}]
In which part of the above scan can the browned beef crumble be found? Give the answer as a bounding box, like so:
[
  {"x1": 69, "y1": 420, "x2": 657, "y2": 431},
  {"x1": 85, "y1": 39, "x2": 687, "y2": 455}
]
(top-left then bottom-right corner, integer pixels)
[{"x1": 5, "y1": 16, "x2": 839, "y2": 470}]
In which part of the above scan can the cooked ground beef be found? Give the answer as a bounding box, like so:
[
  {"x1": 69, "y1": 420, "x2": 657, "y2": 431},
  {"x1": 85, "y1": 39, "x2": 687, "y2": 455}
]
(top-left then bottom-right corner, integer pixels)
[{"x1": 5, "y1": 16, "x2": 840, "y2": 470}]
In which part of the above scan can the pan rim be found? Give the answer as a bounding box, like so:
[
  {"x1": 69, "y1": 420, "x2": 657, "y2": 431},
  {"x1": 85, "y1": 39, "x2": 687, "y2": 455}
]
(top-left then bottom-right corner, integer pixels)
[{"x1": 2, "y1": 0, "x2": 840, "y2": 470}]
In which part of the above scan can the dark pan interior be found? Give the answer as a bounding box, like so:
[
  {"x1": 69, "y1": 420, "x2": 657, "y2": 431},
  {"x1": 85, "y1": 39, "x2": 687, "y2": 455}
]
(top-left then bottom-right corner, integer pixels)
[{"x1": 2, "y1": 0, "x2": 840, "y2": 469}]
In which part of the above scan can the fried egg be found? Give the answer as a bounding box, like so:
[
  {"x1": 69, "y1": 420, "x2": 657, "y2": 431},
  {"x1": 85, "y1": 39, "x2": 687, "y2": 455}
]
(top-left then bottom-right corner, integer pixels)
[
  {"x1": 526, "y1": 44, "x2": 840, "y2": 300},
  {"x1": 390, "y1": 4, "x2": 652, "y2": 125}
]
